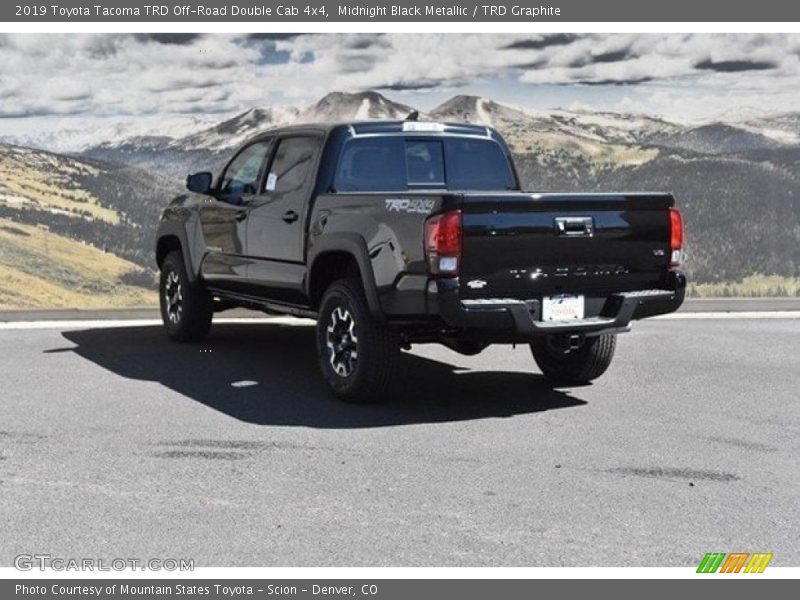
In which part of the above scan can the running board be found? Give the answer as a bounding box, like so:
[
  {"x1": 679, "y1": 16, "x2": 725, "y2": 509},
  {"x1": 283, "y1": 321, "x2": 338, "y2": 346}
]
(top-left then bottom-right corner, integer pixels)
[{"x1": 208, "y1": 289, "x2": 317, "y2": 319}]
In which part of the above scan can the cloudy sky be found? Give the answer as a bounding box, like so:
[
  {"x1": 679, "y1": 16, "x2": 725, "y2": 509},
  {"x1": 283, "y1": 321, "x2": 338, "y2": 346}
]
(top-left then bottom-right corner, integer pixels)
[{"x1": 2, "y1": 32, "x2": 800, "y2": 137}]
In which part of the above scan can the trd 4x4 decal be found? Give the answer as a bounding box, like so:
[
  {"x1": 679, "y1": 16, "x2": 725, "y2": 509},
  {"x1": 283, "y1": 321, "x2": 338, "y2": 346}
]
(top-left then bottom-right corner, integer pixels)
[{"x1": 385, "y1": 198, "x2": 435, "y2": 214}]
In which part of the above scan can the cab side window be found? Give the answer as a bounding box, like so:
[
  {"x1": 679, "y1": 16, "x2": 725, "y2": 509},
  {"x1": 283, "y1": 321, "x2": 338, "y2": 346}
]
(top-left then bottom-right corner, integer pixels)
[{"x1": 219, "y1": 141, "x2": 271, "y2": 197}]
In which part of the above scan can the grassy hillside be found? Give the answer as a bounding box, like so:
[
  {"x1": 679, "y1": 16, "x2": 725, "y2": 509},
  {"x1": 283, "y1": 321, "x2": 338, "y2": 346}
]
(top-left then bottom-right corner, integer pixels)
[
  {"x1": 0, "y1": 144, "x2": 175, "y2": 309},
  {"x1": 0, "y1": 144, "x2": 179, "y2": 268},
  {"x1": 687, "y1": 275, "x2": 800, "y2": 297},
  {"x1": 514, "y1": 151, "x2": 800, "y2": 284},
  {"x1": 0, "y1": 218, "x2": 156, "y2": 309},
  {"x1": 0, "y1": 146, "x2": 120, "y2": 224}
]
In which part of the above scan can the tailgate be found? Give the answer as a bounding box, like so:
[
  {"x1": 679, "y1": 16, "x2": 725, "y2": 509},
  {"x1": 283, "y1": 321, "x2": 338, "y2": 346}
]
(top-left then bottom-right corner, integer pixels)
[{"x1": 459, "y1": 192, "x2": 674, "y2": 299}]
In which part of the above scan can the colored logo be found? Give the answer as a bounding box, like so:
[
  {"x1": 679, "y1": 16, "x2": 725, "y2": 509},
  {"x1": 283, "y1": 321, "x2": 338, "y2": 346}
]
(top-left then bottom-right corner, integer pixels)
[{"x1": 697, "y1": 552, "x2": 773, "y2": 573}]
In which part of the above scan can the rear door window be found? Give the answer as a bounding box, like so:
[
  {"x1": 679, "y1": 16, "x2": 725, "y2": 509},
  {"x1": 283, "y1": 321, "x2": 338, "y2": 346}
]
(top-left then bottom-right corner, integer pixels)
[{"x1": 265, "y1": 136, "x2": 319, "y2": 194}]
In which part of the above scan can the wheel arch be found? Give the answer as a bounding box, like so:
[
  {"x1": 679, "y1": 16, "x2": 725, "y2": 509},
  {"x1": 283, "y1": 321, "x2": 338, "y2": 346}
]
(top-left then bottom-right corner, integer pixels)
[
  {"x1": 306, "y1": 235, "x2": 383, "y2": 318},
  {"x1": 155, "y1": 225, "x2": 197, "y2": 283}
]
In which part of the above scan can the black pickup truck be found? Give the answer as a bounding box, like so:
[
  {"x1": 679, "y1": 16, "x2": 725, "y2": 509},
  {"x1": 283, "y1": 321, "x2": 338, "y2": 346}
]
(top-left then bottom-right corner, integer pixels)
[{"x1": 156, "y1": 120, "x2": 685, "y2": 402}]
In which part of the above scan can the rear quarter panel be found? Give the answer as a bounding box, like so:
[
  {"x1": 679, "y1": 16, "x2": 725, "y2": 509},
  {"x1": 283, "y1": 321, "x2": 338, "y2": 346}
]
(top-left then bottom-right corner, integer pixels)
[{"x1": 309, "y1": 192, "x2": 449, "y2": 314}]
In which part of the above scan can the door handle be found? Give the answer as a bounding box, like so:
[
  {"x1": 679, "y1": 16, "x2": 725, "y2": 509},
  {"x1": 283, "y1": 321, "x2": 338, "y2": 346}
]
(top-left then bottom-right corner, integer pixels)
[
  {"x1": 282, "y1": 210, "x2": 299, "y2": 224},
  {"x1": 235, "y1": 210, "x2": 248, "y2": 222}
]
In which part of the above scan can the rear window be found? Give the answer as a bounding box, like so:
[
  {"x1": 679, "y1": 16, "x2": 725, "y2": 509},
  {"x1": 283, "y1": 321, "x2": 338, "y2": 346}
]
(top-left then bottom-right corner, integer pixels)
[
  {"x1": 444, "y1": 138, "x2": 516, "y2": 191},
  {"x1": 406, "y1": 140, "x2": 445, "y2": 186},
  {"x1": 334, "y1": 136, "x2": 515, "y2": 192},
  {"x1": 334, "y1": 137, "x2": 405, "y2": 192}
]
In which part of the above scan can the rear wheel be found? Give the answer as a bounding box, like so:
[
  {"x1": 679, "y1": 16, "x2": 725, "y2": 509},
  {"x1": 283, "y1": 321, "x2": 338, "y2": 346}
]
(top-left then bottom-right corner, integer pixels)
[
  {"x1": 316, "y1": 278, "x2": 398, "y2": 403},
  {"x1": 159, "y1": 250, "x2": 212, "y2": 342},
  {"x1": 530, "y1": 334, "x2": 616, "y2": 385}
]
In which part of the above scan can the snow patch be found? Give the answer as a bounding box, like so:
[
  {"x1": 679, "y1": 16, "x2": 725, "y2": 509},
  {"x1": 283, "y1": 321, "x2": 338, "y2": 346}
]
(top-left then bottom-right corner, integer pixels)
[
  {"x1": 354, "y1": 98, "x2": 371, "y2": 120},
  {"x1": 474, "y1": 98, "x2": 492, "y2": 126}
]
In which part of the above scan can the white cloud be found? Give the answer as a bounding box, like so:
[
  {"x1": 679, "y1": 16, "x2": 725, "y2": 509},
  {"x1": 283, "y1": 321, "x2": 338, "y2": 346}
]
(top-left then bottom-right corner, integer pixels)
[{"x1": 1, "y1": 33, "x2": 800, "y2": 125}]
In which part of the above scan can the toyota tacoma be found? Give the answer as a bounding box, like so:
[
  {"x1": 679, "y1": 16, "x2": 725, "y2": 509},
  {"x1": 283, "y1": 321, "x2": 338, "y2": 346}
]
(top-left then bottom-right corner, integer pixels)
[{"x1": 156, "y1": 119, "x2": 686, "y2": 402}]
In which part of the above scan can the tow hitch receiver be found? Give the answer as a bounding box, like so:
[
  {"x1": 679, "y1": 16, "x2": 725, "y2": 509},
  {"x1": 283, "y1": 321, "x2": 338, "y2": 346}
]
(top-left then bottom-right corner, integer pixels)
[{"x1": 550, "y1": 333, "x2": 584, "y2": 352}]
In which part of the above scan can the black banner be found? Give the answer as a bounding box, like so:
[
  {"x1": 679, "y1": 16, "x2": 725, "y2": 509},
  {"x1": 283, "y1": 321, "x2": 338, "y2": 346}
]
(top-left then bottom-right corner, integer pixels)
[
  {"x1": 3, "y1": 579, "x2": 796, "y2": 600},
  {"x1": 4, "y1": 0, "x2": 800, "y2": 22}
]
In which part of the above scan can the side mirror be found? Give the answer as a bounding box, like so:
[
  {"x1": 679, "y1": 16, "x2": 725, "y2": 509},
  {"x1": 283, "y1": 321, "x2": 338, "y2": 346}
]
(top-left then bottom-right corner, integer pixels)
[{"x1": 186, "y1": 172, "x2": 213, "y2": 194}]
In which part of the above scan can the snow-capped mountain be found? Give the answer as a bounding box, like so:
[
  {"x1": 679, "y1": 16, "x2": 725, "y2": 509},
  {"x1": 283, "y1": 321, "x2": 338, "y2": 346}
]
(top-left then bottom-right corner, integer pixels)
[
  {"x1": 545, "y1": 110, "x2": 684, "y2": 145},
  {"x1": 67, "y1": 89, "x2": 800, "y2": 183},
  {"x1": 167, "y1": 92, "x2": 416, "y2": 153},
  {"x1": 172, "y1": 106, "x2": 299, "y2": 152},
  {"x1": 430, "y1": 95, "x2": 532, "y2": 130},
  {"x1": 426, "y1": 94, "x2": 689, "y2": 164},
  {"x1": 297, "y1": 91, "x2": 417, "y2": 122},
  {"x1": 739, "y1": 113, "x2": 800, "y2": 145},
  {"x1": 9, "y1": 89, "x2": 800, "y2": 162},
  {"x1": 0, "y1": 114, "x2": 219, "y2": 154},
  {"x1": 428, "y1": 95, "x2": 681, "y2": 143}
]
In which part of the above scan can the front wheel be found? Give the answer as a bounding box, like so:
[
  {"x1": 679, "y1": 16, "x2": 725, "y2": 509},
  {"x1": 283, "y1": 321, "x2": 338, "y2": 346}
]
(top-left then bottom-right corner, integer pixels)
[
  {"x1": 316, "y1": 278, "x2": 398, "y2": 403},
  {"x1": 530, "y1": 334, "x2": 616, "y2": 385},
  {"x1": 159, "y1": 250, "x2": 213, "y2": 342}
]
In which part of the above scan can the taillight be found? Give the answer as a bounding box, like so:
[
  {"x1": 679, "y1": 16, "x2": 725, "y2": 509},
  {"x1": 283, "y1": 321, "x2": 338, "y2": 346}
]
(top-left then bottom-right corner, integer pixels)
[
  {"x1": 424, "y1": 209, "x2": 462, "y2": 276},
  {"x1": 669, "y1": 207, "x2": 683, "y2": 267}
]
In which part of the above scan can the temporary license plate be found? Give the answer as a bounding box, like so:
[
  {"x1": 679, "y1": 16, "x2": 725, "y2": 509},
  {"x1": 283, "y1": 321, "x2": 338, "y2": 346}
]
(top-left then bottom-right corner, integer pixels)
[{"x1": 542, "y1": 295, "x2": 585, "y2": 321}]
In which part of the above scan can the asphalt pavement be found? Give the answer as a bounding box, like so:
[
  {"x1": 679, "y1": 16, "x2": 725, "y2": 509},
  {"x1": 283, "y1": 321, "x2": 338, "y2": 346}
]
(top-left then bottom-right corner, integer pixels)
[{"x1": 1, "y1": 316, "x2": 798, "y2": 567}]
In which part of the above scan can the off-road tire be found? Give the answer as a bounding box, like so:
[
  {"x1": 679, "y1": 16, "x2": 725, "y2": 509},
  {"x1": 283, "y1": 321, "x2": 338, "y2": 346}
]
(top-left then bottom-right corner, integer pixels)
[
  {"x1": 159, "y1": 250, "x2": 213, "y2": 342},
  {"x1": 530, "y1": 334, "x2": 616, "y2": 385},
  {"x1": 316, "y1": 278, "x2": 398, "y2": 403}
]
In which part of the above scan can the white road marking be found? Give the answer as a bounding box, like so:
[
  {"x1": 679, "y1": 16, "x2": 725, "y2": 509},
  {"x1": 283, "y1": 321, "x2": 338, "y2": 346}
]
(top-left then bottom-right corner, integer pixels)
[
  {"x1": 1, "y1": 312, "x2": 800, "y2": 330},
  {"x1": 654, "y1": 311, "x2": 800, "y2": 320},
  {"x1": 0, "y1": 317, "x2": 315, "y2": 330}
]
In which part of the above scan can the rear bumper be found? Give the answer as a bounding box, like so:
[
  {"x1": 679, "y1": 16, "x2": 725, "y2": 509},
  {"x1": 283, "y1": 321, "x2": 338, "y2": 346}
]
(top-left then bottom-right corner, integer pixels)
[{"x1": 428, "y1": 271, "x2": 686, "y2": 340}]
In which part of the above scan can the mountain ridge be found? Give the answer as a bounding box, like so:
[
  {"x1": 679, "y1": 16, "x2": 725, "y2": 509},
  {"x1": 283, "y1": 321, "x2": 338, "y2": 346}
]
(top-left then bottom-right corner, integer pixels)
[
  {"x1": 6, "y1": 89, "x2": 800, "y2": 158},
  {"x1": 74, "y1": 90, "x2": 800, "y2": 168}
]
